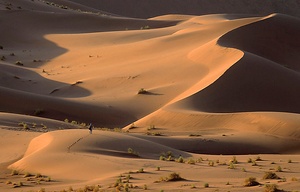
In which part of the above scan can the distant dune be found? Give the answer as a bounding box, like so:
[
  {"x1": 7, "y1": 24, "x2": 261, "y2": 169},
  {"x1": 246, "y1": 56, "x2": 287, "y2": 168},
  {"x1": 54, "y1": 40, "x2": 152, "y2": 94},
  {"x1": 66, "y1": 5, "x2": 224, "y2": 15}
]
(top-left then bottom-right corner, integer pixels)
[{"x1": 68, "y1": 0, "x2": 300, "y2": 18}]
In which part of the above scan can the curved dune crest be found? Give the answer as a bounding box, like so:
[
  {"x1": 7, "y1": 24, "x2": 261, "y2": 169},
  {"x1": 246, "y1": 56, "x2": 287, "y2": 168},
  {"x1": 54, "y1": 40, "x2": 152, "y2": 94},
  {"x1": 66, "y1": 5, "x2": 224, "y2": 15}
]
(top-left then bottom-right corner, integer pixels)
[{"x1": 9, "y1": 130, "x2": 190, "y2": 180}]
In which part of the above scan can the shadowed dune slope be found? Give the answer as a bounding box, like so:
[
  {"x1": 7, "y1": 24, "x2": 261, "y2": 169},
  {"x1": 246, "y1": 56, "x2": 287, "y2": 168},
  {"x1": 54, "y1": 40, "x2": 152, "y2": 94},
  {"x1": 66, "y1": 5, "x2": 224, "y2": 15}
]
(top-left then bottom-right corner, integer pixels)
[
  {"x1": 176, "y1": 53, "x2": 300, "y2": 113},
  {"x1": 175, "y1": 14, "x2": 300, "y2": 113},
  {"x1": 218, "y1": 14, "x2": 300, "y2": 71},
  {"x1": 68, "y1": 0, "x2": 300, "y2": 18}
]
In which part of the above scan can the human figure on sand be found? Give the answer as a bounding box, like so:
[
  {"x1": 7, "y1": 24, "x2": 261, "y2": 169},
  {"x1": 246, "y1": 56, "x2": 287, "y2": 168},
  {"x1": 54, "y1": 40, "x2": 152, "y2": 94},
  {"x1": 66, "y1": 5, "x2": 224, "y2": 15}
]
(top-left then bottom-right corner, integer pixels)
[{"x1": 88, "y1": 123, "x2": 93, "y2": 134}]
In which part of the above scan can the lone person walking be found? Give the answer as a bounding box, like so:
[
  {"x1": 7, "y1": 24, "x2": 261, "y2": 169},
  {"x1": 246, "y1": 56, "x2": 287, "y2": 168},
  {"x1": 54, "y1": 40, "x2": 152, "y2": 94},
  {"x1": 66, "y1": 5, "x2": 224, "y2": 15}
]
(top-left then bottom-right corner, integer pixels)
[{"x1": 88, "y1": 123, "x2": 93, "y2": 134}]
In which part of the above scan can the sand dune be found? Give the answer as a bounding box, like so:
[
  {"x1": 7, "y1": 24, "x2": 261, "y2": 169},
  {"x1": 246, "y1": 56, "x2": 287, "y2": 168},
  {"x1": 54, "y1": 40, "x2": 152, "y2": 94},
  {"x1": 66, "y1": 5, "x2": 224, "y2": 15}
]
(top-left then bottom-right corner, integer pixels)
[
  {"x1": 68, "y1": 0, "x2": 300, "y2": 19},
  {"x1": 1, "y1": 0, "x2": 300, "y2": 191}
]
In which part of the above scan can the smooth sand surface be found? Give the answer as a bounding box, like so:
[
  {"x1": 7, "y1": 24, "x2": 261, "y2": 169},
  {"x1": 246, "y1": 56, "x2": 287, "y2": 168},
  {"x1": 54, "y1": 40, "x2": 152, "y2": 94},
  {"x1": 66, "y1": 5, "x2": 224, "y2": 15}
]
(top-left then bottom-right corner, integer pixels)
[{"x1": 0, "y1": 0, "x2": 300, "y2": 191}]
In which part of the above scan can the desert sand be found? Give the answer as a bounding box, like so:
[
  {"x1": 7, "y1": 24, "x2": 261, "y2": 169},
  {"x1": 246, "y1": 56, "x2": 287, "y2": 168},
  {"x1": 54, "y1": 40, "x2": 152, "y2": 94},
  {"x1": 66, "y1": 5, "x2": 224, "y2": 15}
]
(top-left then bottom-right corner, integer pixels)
[{"x1": 0, "y1": 0, "x2": 300, "y2": 191}]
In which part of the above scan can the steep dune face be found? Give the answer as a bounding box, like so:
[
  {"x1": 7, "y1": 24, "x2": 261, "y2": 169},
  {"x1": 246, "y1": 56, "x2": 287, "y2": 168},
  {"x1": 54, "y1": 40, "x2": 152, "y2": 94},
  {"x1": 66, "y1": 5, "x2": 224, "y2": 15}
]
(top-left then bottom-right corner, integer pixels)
[
  {"x1": 178, "y1": 53, "x2": 300, "y2": 113},
  {"x1": 176, "y1": 14, "x2": 300, "y2": 113},
  {"x1": 127, "y1": 14, "x2": 300, "y2": 147},
  {"x1": 218, "y1": 14, "x2": 300, "y2": 71}
]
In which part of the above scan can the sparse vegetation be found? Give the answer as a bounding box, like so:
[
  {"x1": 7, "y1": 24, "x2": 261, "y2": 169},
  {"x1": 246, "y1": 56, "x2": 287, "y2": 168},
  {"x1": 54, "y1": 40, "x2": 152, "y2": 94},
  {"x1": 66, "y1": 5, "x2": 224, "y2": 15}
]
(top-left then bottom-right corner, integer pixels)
[
  {"x1": 146, "y1": 131, "x2": 163, "y2": 136},
  {"x1": 24, "y1": 172, "x2": 33, "y2": 177},
  {"x1": 140, "y1": 25, "x2": 150, "y2": 30},
  {"x1": 291, "y1": 177, "x2": 298, "y2": 181},
  {"x1": 208, "y1": 160, "x2": 214, "y2": 167},
  {"x1": 11, "y1": 169, "x2": 19, "y2": 176},
  {"x1": 143, "y1": 184, "x2": 148, "y2": 190},
  {"x1": 276, "y1": 166, "x2": 282, "y2": 172},
  {"x1": 15, "y1": 61, "x2": 23, "y2": 66},
  {"x1": 176, "y1": 156, "x2": 185, "y2": 163},
  {"x1": 159, "y1": 172, "x2": 184, "y2": 182},
  {"x1": 186, "y1": 158, "x2": 195, "y2": 164},
  {"x1": 127, "y1": 148, "x2": 139, "y2": 157},
  {"x1": 264, "y1": 184, "x2": 280, "y2": 192},
  {"x1": 137, "y1": 168, "x2": 145, "y2": 173},
  {"x1": 228, "y1": 162, "x2": 235, "y2": 169},
  {"x1": 244, "y1": 177, "x2": 260, "y2": 186},
  {"x1": 204, "y1": 183, "x2": 209, "y2": 188},
  {"x1": 147, "y1": 125, "x2": 155, "y2": 130},
  {"x1": 137, "y1": 88, "x2": 148, "y2": 94},
  {"x1": 229, "y1": 156, "x2": 238, "y2": 164},
  {"x1": 263, "y1": 172, "x2": 280, "y2": 180}
]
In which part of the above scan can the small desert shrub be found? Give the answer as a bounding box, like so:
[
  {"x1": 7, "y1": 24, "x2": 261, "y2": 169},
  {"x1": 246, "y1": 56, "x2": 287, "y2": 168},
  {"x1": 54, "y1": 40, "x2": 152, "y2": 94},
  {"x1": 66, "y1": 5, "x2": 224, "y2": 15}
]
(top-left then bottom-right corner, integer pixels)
[
  {"x1": 143, "y1": 184, "x2": 148, "y2": 190},
  {"x1": 138, "y1": 88, "x2": 148, "y2": 94},
  {"x1": 159, "y1": 155, "x2": 166, "y2": 161},
  {"x1": 291, "y1": 177, "x2": 298, "y2": 181},
  {"x1": 208, "y1": 160, "x2": 214, "y2": 167},
  {"x1": 263, "y1": 172, "x2": 280, "y2": 180},
  {"x1": 24, "y1": 172, "x2": 33, "y2": 177},
  {"x1": 147, "y1": 125, "x2": 155, "y2": 130},
  {"x1": 252, "y1": 161, "x2": 258, "y2": 166},
  {"x1": 264, "y1": 184, "x2": 279, "y2": 192},
  {"x1": 165, "y1": 172, "x2": 183, "y2": 181},
  {"x1": 156, "y1": 166, "x2": 161, "y2": 171},
  {"x1": 46, "y1": 177, "x2": 51, "y2": 182},
  {"x1": 186, "y1": 158, "x2": 195, "y2": 164},
  {"x1": 230, "y1": 156, "x2": 238, "y2": 164},
  {"x1": 15, "y1": 61, "x2": 23, "y2": 66},
  {"x1": 204, "y1": 183, "x2": 209, "y2": 188},
  {"x1": 288, "y1": 159, "x2": 292, "y2": 163},
  {"x1": 247, "y1": 158, "x2": 253, "y2": 163},
  {"x1": 244, "y1": 177, "x2": 260, "y2": 186},
  {"x1": 146, "y1": 131, "x2": 162, "y2": 136},
  {"x1": 35, "y1": 173, "x2": 42, "y2": 178},
  {"x1": 137, "y1": 168, "x2": 145, "y2": 173},
  {"x1": 140, "y1": 26, "x2": 150, "y2": 30},
  {"x1": 176, "y1": 156, "x2": 184, "y2": 163},
  {"x1": 228, "y1": 162, "x2": 235, "y2": 169},
  {"x1": 275, "y1": 166, "x2": 282, "y2": 172},
  {"x1": 11, "y1": 169, "x2": 19, "y2": 176},
  {"x1": 196, "y1": 157, "x2": 203, "y2": 163},
  {"x1": 6, "y1": 180, "x2": 12, "y2": 184},
  {"x1": 255, "y1": 156, "x2": 262, "y2": 161},
  {"x1": 127, "y1": 148, "x2": 139, "y2": 156},
  {"x1": 242, "y1": 168, "x2": 246, "y2": 172}
]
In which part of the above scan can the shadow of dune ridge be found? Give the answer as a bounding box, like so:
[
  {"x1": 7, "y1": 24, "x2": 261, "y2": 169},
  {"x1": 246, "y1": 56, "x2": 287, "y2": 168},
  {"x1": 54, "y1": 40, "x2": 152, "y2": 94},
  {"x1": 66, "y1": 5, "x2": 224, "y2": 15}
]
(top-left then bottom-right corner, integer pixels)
[
  {"x1": 176, "y1": 52, "x2": 300, "y2": 113},
  {"x1": 217, "y1": 14, "x2": 300, "y2": 72},
  {"x1": 0, "y1": 6, "x2": 178, "y2": 126},
  {"x1": 173, "y1": 14, "x2": 300, "y2": 114}
]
